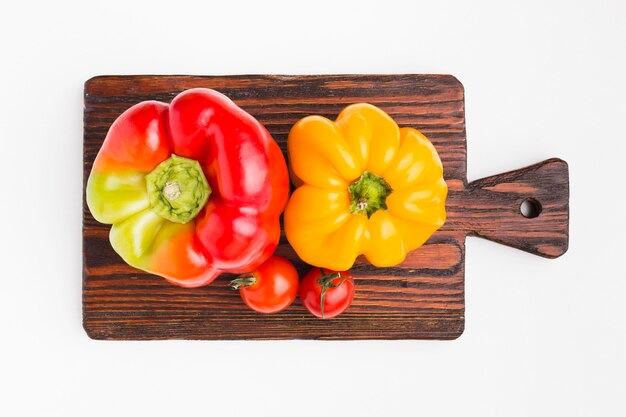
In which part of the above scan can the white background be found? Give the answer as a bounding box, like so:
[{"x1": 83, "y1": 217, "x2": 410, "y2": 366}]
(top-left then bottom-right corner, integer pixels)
[{"x1": 1, "y1": 0, "x2": 624, "y2": 416}]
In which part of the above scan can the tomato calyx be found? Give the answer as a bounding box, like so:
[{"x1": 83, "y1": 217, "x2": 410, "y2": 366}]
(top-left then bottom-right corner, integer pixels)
[
  {"x1": 230, "y1": 274, "x2": 257, "y2": 290},
  {"x1": 317, "y1": 268, "x2": 349, "y2": 319}
]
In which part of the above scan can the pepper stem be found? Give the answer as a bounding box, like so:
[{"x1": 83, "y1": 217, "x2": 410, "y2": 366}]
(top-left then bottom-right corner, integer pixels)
[
  {"x1": 348, "y1": 171, "x2": 393, "y2": 218},
  {"x1": 145, "y1": 154, "x2": 210, "y2": 224},
  {"x1": 316, "y1": 268, "x2": 347, "y2": 319},
  {"x1": 163, "y1": 181, "x2": 182, "y2": 201},
  {"x1": 230, "y1": 275, "x2": 257, "y2": 290}
]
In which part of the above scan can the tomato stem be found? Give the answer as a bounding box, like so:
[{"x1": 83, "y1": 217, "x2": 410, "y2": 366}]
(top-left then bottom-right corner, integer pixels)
[
  {"x1": 230, "y1": 275, "x2": 257, "y2": 290},
  {"x1": 316, "y1": 268, "x2": 347, "y2": 319}
]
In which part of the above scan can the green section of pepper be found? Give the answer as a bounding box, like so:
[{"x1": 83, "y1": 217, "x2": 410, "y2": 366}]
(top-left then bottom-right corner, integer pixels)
[
  {"x1": 86, "y1": 170, "x2": 150, "y2": 224},
  {"x1": 108, "y1": 208, "x2": 197, "y2": 270},
  {"x1": 110, "y1": 209, "x2": 165, "y2": 262}
]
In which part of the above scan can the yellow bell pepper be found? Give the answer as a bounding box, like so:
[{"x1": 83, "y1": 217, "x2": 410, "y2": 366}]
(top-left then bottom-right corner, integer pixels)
[{"x1": 284, "y1": 103, "x2": 447, "y2": 270}]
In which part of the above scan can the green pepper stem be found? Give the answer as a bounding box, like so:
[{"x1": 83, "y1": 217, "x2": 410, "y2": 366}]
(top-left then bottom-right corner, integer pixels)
[
  {"x1": 163, "y1": 181, "x2": 182, "y2": 201},
  {"x1": 348, "y1": 171, "x2": 393, "y2": 218},
  {"x1": 145, "y1": 154, "x2": 210, "y2": 224}
]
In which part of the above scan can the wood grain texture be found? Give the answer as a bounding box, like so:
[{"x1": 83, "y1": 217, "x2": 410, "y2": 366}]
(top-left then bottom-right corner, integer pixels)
[
  {"x1": 464, "y1": 159, "x2": 569, "y2": 257},
  {"x1": 82, "y1": 75, "x2": 568, "y2": 340}
]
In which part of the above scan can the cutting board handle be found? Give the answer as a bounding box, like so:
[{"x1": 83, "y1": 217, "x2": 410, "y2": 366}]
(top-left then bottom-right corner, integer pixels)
[{"x1": 464, "y1": 158, "x2": 569, "y2": 258}]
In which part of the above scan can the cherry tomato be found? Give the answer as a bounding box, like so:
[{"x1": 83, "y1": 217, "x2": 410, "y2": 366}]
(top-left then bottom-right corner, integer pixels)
[
  {"x1": 300, "y1": 268, "x2": 355, "y2": 318},
  {"x1": 230, "y1": 256, "x2": 299, "y2": 314}
]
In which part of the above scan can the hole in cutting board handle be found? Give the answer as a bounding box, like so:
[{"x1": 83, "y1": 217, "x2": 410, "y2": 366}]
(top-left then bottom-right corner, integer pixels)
[{"x1": 520, "y1": 198, "x2": 542, "y2": 218}]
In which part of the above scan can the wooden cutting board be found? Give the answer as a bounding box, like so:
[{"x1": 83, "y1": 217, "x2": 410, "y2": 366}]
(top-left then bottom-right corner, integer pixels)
[{"x1": 83, "y1": 75, "x2": 569, "y2": 340}]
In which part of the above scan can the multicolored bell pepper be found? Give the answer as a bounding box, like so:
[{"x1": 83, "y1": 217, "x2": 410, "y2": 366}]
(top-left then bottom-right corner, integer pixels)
[
  {"x1": 284, "y1": 103, "x2": 447, "y2": 270},
  {"x1": 86, "y1": 88, "x2": 289, "y2": 287}
]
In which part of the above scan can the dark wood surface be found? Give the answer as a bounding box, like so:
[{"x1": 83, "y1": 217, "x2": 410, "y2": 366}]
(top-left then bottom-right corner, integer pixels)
[{"x1": 83, "y1": 75, "x2": 569, "y2": 340}]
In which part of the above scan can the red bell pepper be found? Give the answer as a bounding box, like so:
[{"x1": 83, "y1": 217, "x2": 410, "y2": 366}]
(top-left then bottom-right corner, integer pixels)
[{"x1": 86, "y1": 88, "x2": 289, "y2": 287}]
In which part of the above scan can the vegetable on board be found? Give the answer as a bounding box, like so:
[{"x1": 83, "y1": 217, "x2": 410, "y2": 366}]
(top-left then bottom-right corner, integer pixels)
[
  {"x1": 87, "y1": 88, "x2": 289, "y2": 287},
  {"x1": 300, "y1": 267, "x2": 355, "y2": 319},
  {"x1": 284, "y1": 103, "x2": 447, "y2": 270},
  {"x1": 230, "y1": 255, "x2": 299, "y2": 314}
]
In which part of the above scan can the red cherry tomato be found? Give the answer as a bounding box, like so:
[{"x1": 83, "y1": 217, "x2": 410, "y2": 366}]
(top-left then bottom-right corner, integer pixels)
[
  {"x1": 230, "y1": 256, "x2": 299, "y2": 314},
  {"x1": 300, "y1": 268, "x2": 355, "y2": 319}
]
